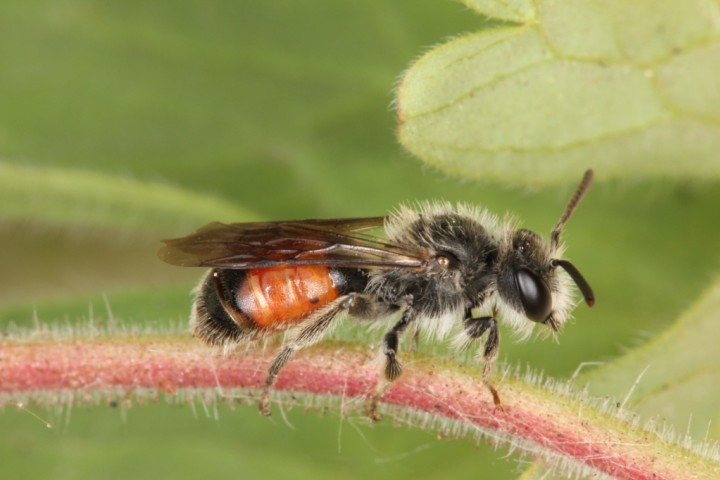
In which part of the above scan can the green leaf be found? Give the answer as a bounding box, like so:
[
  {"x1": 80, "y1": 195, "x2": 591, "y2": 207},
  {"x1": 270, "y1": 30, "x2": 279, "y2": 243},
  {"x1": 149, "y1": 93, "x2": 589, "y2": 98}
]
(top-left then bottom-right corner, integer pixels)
[
  {"x1": 0, "y1": 163, "x2": 259, "y2": 304},
  {"x1": 0, "y1": 162, "x2": 258, "y2": 235},
  {"x1": 397, "y1": 0, "x2": 720, "y2": 184},
  {"x1": 586, "y1": 277, "x2": 720, "y2": 439}
]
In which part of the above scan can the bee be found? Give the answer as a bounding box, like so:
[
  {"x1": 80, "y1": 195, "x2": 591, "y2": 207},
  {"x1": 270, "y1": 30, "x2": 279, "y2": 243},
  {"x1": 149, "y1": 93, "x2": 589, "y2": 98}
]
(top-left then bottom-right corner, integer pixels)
[{"x1": 159, "y1": 170, "x2": 595, "y2": 416}]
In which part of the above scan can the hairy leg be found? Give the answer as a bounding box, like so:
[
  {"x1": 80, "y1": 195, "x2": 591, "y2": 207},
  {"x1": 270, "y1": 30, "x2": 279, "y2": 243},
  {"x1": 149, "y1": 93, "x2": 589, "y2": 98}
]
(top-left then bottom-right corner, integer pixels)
[
  {"x1": 366, "y1": 305, "x2": 417, "y2": 420},
  {"x1": 259, "y1": 295, "x2": 357, "y2": 415},
  {"x1": 461, "y1": 310, "x2": 502, "y2": 409}
]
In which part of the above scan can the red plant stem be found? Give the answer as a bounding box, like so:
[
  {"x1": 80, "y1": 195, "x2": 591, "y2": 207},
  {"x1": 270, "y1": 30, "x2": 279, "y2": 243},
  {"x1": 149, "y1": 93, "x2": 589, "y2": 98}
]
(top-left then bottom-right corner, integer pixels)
[{"x1": 0, "y1": 336, "x2": 714, "y2": 480}]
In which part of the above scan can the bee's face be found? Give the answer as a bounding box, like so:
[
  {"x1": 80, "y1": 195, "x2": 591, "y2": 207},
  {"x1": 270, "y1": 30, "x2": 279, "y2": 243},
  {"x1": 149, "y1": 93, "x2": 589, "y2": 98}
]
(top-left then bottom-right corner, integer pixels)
[
  {"x1": 496, "y1": 229, "x2": 555, "y2": 323},
  {"x1": 495, "y1": 225, "x2": 594, "y2": 335}
]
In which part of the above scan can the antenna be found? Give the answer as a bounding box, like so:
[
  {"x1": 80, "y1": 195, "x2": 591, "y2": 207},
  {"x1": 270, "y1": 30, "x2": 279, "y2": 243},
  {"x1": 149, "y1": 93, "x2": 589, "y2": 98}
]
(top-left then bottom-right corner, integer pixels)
[{"x1": 550, "y1": 169, "x2": 594, "y2": 249}]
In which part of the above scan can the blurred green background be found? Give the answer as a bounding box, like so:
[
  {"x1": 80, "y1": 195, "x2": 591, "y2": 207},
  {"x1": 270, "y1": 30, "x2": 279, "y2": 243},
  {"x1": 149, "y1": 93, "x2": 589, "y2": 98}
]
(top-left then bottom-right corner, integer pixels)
[{"x1": 1, "y1": 1, "x2": 719, "y2": 479}]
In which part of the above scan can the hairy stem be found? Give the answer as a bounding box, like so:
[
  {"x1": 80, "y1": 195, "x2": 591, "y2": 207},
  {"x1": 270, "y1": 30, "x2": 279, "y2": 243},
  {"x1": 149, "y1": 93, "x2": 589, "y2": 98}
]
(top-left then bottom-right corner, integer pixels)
[{"x1": 0, "y1": 333, "x2": 716, "y2": 480}]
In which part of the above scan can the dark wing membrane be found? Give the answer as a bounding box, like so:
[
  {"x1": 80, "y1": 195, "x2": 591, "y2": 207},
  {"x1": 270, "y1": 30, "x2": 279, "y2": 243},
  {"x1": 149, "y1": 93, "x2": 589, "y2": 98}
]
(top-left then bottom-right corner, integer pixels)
[{"x1": 159, "y1": 217, "x2": 429, "y2": 270}]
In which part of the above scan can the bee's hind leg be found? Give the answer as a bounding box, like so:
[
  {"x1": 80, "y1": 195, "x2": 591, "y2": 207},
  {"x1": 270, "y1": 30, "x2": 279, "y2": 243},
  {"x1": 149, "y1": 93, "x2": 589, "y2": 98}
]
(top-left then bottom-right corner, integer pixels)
[{"x1": 260, "y1": 294, "x2": 355, "y2": 416}]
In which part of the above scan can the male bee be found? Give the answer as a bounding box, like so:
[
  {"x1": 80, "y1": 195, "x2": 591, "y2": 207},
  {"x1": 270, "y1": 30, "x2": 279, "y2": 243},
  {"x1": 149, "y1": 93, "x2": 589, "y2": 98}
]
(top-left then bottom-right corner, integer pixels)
[{"x1": 159, "y1": 170, "x2": 595, "y2": 416}]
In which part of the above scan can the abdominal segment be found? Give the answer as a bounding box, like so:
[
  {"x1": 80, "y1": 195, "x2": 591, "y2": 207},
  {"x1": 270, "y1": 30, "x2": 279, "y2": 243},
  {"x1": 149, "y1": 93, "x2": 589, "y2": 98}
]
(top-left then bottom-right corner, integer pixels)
[{"x1": 236, "y1": 266, "x2": 340, "y2": 329}]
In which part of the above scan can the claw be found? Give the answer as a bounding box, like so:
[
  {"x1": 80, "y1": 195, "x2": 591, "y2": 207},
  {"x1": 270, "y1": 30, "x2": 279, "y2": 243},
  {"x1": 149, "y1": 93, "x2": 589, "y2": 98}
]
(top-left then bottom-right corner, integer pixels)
[
  {"x1": 365, "y1": 393, "x2": 384, "y2": 422},
  {"x1": 259, "y1": 390, "x2": 272, "y2": 416},
  {"x1": 485, "y1": 382, "x2": 504, "y2": 413}
]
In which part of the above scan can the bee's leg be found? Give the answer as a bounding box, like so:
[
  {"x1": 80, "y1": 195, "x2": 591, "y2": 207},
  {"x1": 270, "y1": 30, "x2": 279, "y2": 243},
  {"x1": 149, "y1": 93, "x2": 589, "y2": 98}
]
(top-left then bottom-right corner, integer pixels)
[
  {"x1": 382, "y1": 307, "x2": 417, "y2": 380},
  {"x1": 481, "y1": 319, "x2": 502, "y2": 409},
  {"x1": 367, "y1": 305, "x2": 417, "y2": 421},
  {"x1": 345, "y1": 295, "x2": 419, "y2": 377},
  {"x1": 260, "y1": 294, "x2": 355, "y2": 416},
  {"x1": 462, "y1": 310, "x2": 502, "y2": 409}
]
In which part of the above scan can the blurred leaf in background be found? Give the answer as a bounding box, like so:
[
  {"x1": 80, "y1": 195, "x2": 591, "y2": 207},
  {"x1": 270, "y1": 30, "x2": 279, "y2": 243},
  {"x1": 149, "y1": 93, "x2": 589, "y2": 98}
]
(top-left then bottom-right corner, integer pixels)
[{"x1": 1, "y1": 1, "x2": 719, "y2": 479}]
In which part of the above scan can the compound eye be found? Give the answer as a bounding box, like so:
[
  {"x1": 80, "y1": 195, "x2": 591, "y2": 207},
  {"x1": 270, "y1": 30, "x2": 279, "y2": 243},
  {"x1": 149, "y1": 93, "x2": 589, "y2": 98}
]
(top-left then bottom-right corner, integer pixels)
[{"x1": 515, "y1": 268, "x2": 552, "y2": 322}]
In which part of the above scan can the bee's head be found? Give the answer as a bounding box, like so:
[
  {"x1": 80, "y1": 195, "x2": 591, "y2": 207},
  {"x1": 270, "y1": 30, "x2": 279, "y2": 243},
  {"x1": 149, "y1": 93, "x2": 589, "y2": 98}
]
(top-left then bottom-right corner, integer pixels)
[{"x1": 496, "y1": 170, "x2": 595, "y2": 333}]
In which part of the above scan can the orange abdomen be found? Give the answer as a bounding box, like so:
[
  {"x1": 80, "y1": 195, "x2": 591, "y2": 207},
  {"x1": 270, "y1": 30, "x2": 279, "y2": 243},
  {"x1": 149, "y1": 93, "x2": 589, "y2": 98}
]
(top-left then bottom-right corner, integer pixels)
[{"x1": 236, "y1": 266, "x2": 339, "y2": 329}]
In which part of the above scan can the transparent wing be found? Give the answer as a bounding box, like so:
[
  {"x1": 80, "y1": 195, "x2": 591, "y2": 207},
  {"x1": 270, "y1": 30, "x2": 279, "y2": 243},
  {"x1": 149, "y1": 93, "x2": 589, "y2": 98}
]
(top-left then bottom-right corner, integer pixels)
[{"x1": 158, "y1": 217, "x2": 428, "y2": 270}]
